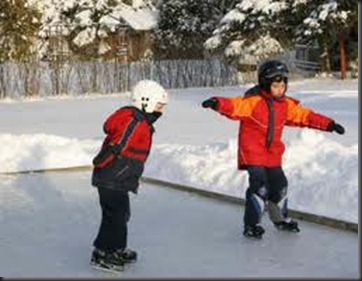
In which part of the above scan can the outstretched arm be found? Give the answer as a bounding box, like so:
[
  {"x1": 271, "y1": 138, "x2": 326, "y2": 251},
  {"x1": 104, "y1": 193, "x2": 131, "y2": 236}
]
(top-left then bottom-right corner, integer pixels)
[
  {"x1": 201, "y1": 95, "x2": 259, "y2": 120},
  {"x1": 285, "y1": 97, "x2": 345, "y2": 134}
]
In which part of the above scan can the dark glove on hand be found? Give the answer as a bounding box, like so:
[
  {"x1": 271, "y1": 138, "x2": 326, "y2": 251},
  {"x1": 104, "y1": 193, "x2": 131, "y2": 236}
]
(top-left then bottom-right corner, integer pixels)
[
  {"x1": 202, "y1": 98, "x2": 218, "y2": 110},
  {"x1": 329, "y1": 122, "x2": 345, "y2": 135}
]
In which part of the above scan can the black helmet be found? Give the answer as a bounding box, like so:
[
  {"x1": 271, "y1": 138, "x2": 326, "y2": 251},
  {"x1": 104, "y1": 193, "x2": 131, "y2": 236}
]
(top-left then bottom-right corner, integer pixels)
[{"x1": 258, "y1": 60, "x2": 289, "y2": 92}]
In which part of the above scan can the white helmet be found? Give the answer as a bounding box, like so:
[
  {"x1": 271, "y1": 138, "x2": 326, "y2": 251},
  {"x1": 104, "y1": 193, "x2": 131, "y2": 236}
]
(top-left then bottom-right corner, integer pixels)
[{"x1": 131, "y1": 80, "x2": 168, "y2": 113}]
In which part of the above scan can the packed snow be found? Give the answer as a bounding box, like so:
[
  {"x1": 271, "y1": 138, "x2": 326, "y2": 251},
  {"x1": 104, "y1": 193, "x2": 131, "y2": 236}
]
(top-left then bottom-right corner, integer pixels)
[{"x1": 0, "y1": 78, "x2": 358, "y2": 224}]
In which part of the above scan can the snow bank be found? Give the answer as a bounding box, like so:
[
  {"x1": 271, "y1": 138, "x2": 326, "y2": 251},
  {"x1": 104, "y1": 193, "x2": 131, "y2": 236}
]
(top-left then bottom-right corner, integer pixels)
[
  {"x1": 0, "y1": 130, "x2": 357, "y2": 223},
  {"x1": 146, "y1": 130, "x2": 358, "y2": 223},
  {"x1": 0, "y1": 134, "x2": 98, "y2": 172}
]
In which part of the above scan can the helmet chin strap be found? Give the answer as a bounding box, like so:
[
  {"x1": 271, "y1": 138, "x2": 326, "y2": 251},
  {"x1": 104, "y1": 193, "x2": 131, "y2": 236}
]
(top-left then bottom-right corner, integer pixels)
[{"x1": 141, "y1": 103, "x2": 147, "y2": 112}]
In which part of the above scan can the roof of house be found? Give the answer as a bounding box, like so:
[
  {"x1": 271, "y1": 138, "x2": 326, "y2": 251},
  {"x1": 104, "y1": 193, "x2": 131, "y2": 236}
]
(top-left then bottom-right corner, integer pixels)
[
  {"x1": 119, "y1": 7, "x2": 158, "y2": 31},
  {"x1": 102, "y1": 4, "x2": 158, "y2": 31}
]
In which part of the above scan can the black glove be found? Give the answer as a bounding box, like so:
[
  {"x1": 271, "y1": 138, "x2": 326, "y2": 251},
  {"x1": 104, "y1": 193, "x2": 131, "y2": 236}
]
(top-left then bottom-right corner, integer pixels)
[
  {"x1": 202, "y1": 98, "x2": 218, "y2": 110},
  {"x1": 329, "y1": 122, "x2": 345, "y2": 135}
]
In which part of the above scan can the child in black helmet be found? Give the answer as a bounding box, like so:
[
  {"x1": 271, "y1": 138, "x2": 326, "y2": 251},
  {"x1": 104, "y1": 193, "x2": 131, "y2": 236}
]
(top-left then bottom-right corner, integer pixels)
[{"x1": 202, "y1": 60, "x2": 345, "y2": 239}]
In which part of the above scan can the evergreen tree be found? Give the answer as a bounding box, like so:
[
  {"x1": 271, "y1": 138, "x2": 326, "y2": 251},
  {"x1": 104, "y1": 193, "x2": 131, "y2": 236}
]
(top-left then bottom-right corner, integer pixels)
[
  {"x1": 295, "y1": 0, "x2": 357, "y2": 72},
  {"x1": 0, "y1": 0, "x2": 41, "y2": 62},
  {"x1": 204, "y1": 0, "x2": 289, "y2": 69},
  {"x1": 58, "y1": 0, "x2": 119, "y2": 59},
  {"x1": 205, "y1": 0, "x2": 357, "y2": 73},
  {"x1": 154, "y1": 0, "x2": 235, "y2": 59}
]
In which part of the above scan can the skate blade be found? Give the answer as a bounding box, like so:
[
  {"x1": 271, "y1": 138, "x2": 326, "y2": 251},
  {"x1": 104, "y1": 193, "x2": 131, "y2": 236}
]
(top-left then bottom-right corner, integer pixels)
[
  {"x1": 278, "y1": 228, "x2": 301, "y2": 233},
  {"x1": 123, "y1": 259, "x2": 137, "y2": 264},
  {"x1": 91, "y1": 262, "x2": 124, "y2": 273},
  {"x1": 243, "y1": 234, "x2": 263, "y2": 240}
]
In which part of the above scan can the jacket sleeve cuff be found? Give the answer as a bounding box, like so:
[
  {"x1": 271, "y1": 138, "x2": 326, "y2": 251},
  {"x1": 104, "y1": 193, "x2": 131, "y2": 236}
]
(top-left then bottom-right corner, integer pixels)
[{"x1": 216, "y1": 97, "x2": 233, "y2": 115}]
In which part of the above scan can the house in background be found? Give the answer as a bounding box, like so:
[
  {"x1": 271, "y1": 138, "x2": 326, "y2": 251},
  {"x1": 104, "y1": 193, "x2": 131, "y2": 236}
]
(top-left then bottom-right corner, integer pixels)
[
  {"x1": 111, "y1": 4, "x2": 158, "y2": 62},
  {"x1": 39, "y1": 1, "x2": 158, "y2": 62}
]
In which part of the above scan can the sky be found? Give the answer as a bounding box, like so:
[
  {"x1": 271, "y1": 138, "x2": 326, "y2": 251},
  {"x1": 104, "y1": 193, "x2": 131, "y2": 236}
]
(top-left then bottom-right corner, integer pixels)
[{"x1": 0, "y1": 77, "x2": 358, "y2": 277}]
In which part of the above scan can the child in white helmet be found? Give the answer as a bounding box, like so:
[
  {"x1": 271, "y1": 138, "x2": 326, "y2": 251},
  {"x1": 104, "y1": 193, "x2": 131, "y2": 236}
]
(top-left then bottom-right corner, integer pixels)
[{"x1": 91, "y1": 80, "x2": 168, "y2": 271}]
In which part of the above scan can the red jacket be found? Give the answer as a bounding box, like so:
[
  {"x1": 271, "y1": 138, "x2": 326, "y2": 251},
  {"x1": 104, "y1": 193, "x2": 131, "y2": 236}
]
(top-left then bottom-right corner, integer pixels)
[
  {"x1": 101, "y1": 106, "x2": 153, "y2": 163},
  {"x1": 92, "y1": 106, "x2": 153, "y2": 192},
  {"x1": 214, "y1": 90, "x2": 333, "y2": 169}
]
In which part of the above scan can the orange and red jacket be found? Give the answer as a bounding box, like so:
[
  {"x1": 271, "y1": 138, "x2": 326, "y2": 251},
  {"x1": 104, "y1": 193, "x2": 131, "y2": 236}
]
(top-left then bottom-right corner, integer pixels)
[
  {"x1": 213, "y1": 89, "x2": 334, "y2": 169},
  {"x1": 100, "y1": 106, "x2": 153, "y2": 165}
]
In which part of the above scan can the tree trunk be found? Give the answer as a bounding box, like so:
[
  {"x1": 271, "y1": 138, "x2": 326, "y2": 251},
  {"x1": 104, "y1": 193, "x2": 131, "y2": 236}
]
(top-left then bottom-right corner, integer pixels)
[{"x1": 338, "y1": 38, "x2": 347, "y2": 80}]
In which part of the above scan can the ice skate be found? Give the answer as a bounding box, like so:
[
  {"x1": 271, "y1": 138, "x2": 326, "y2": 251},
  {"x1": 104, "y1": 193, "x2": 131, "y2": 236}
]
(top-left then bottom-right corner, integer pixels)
[
  {"x1": 115, "y1": 248, "x2": 137, "y2": 263},
  {"x1": 243, "y1": 225, "x2": 265, "y2": 239},
  {"x1": 274, "y1": 219, "x2": 300, "y2": 232},
  {"x1": 90, "y1": 248, "x2": 124, "y2": 272}
]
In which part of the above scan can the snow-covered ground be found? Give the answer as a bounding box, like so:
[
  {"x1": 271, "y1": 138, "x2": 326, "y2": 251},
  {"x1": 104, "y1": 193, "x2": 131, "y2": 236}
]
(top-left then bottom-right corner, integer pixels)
[
  {"x1": 0, "y1": 171, "x2": 358, "y2": 278},
  {"x1": 0, "y1": 78, "x2": 358, "y2": 223}
]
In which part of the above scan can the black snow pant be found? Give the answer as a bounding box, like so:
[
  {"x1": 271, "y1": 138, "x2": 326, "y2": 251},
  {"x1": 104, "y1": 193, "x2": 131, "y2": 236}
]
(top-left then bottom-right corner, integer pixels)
[
  {"x1": 93, "y1": 187, "x2": 130, "y2": 252},
  {"x1": 243, "y1": 165, "x2": 289, "y2": 227}
]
